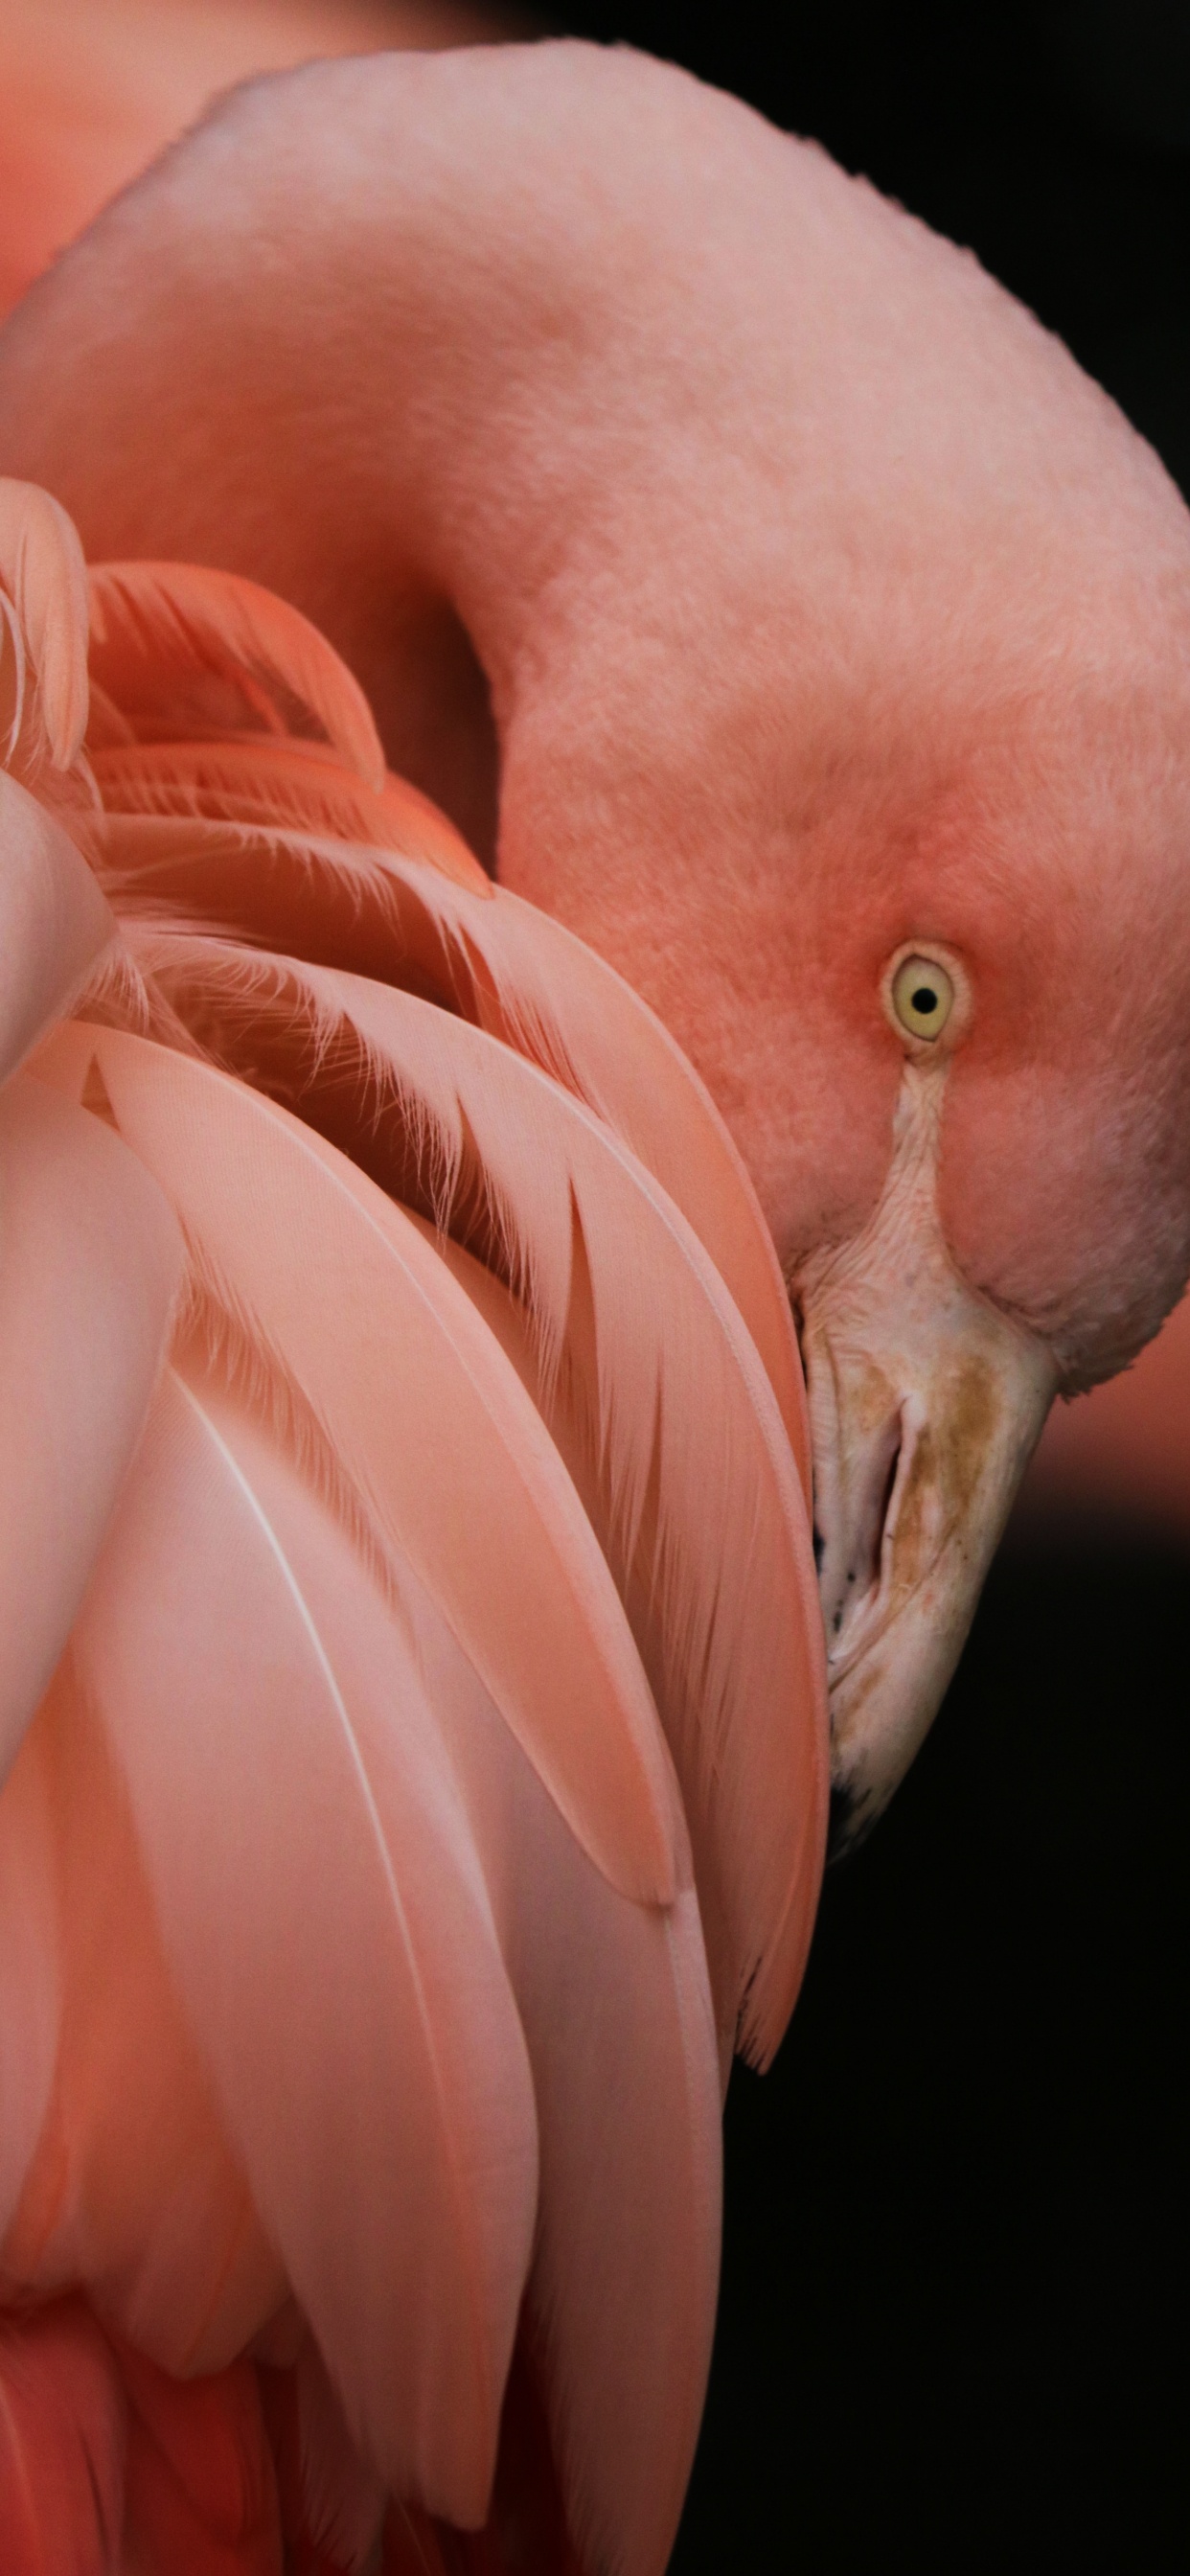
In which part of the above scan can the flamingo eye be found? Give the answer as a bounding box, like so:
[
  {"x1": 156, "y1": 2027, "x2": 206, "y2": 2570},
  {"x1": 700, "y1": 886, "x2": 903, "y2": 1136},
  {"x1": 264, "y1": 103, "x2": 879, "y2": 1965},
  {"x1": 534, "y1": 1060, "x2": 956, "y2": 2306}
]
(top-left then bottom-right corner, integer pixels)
[{"x1": 890, "y1": 955, "x2": 954, "y2": 1043}]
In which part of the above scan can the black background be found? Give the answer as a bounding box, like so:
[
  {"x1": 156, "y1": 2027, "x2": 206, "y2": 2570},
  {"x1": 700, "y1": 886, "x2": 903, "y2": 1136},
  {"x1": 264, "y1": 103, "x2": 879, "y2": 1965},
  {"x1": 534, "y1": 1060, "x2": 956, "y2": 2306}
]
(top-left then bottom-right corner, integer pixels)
[{"x1": 531, "y1": 10, "x2": 1189, "y2": 2567}]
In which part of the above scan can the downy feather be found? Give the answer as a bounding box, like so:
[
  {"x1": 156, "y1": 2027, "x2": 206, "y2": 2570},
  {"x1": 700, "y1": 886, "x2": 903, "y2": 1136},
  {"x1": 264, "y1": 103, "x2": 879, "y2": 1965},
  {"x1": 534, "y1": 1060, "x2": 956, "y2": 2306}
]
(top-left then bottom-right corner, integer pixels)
[{"x1": 89, "y1": 742, "x2": 489, "y2": 893}]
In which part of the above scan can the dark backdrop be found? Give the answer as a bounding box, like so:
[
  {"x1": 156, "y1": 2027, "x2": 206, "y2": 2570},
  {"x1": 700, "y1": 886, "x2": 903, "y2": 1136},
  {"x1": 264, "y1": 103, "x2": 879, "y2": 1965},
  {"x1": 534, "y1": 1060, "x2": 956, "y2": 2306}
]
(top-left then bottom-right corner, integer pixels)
[{"x1": 535, "y1": 10, "x2": 1189, "y2": 2567}]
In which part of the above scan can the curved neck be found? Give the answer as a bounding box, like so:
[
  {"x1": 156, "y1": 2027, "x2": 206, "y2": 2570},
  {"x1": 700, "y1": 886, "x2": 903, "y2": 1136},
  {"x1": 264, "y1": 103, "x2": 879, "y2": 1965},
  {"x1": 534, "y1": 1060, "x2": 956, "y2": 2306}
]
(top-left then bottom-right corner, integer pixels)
[
  {"x1": 0, "y1": 45, "x2": 803, "y2": 865},
  {"x1": 4, "y1": 36, "x2": 1173, "y2": 1300}
]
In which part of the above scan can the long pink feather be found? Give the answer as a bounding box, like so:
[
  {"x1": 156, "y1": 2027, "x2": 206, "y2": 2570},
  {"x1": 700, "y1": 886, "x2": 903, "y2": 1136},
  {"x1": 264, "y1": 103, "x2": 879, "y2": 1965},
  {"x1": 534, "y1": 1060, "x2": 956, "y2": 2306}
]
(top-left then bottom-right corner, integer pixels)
[
  {"x1": 0, "y1": 478, "x2": 89, "y2": 770},
  {"x1": 88, "y1": 562, "x2": 387, "y2": 788},
  {"x1": 164, "y1": 1397, "x2": 720, "y2": 2576},
  {"x1": 74, "y1": 1360, "x2": 537, "y2": 2522},
  {"x1": 32, "y1": 1018, "x2": 682, "y2": 1911},
  {"x1": 90, "y1": 742, "x2": 490, "y2": 891},
  {"x1": 3, "y1": 1653, "x2": 286, "y2": 2387},
  {"x1": 0, "y1": 1074, "x2": 182, "y2": 1784},
  {"x1": 93, "y1": 812, "x2": 808, "y2": 1483},
  {"x1": 0, "y1": 1720, "x2": 59, "y2": 2247},
  {"x1": 0, "y1": 772, "x2": 113, "y2": 1087},
  {"x1": 400, "y1": 1565, "x2": 721, "y2": 2576},
  {"x1": 126, "y1": 930, "x2": 826, "y2": 2061}
]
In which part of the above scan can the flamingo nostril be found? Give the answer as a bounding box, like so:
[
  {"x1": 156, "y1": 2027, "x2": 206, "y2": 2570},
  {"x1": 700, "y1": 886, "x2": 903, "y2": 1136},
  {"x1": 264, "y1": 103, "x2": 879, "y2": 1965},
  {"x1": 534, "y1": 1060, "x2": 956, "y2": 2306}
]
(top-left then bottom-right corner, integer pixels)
[
  {"x1": 815, "y1": 1401, "x2": 904, "y2": 1649},
  {"x1": 876, "y1": 1427, "x2": 902, "y2": 1565}
]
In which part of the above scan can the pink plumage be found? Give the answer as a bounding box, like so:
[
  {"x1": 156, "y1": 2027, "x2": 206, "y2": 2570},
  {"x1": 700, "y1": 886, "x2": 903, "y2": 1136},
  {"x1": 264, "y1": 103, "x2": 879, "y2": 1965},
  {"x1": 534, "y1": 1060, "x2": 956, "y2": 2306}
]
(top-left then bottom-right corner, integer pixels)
[
  {"x1": 0, "y1": 476, "x2": 825, "y2": 2571},
  {"x1": 6, "y1": 32, "x2": 1190, "y2": 2573},
  {"x1": 0, "y1": 0, "x2": 507, "y2": 327}
]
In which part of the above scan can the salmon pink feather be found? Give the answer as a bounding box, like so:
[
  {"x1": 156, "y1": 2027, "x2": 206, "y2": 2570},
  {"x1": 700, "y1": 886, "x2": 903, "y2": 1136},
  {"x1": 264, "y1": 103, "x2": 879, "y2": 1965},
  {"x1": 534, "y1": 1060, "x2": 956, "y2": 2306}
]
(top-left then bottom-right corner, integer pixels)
[
  {"x1": 9, "y1": 31, "x2": 1180, "y2": 2569},
  {"x1": 0, "y1": 470, "x2": 825, "y2": 2574}
]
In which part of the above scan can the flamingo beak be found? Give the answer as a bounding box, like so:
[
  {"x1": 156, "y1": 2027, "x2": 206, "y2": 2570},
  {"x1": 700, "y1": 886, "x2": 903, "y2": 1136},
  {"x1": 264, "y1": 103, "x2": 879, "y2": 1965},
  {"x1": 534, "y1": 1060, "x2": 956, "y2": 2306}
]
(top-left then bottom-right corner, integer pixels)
[{"x1": 794, "y1": 1070, "x2": 1057, "y2": 1852}]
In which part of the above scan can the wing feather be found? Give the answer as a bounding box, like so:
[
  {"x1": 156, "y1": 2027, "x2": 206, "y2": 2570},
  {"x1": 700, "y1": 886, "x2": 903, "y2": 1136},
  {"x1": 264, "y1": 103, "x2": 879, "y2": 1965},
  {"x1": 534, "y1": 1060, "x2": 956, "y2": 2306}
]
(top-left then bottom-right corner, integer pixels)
[
  {"x1": 97, "y1": 814, "x2": 806, "y2": 1483},
  {"x1": 0, "y1": 478, "x2": 89, "y2": 771},
  {"x1": 2, "y1": 527, "x2": 830, "y2": 2564},
  {"x1": 203, "y1": 1438, "x2": 721, "y2": 2576},
  {"x1": 90, "y1": 743, "x2": 489, "y2": 893},
  {"x1": 5, "y1": 1654, "x2": 286, "y2": 2384},
  {"x1": 32, "y1": 1019, "x2": 681, "y2": 1910},
  {"x1": 73, "y1": 1363, "x2": 538, "y2": 2522},
  {"x1": 128, "y1": 935, "x2": 826, "y2": 2059},
  {"x1": 0, "y1": 773, "x2": 114, "y2": 1086},
  {"x1": 88, "y1": 561, "x2": 386, "y2": 790},
  {"x1": 0, "y1": 1075, "x2": 182, "y2": 1784},
  {"x1": 0, "y1": 1721, "x2": 59, "y2": 2244},
  {"x1": 404, "y1": 1567, "x2": 721, "y2": 2576}
]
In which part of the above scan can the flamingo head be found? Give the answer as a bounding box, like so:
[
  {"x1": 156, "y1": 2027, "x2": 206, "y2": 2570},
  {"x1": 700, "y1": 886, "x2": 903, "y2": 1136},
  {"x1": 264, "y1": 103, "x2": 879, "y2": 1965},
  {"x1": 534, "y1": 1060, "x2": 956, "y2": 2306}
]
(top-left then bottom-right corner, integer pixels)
[
  {"x1": 465, "y1": 126, "x2": 1190, "y2": 1846},
  {"x1": 506, "y1": 473, "x2": 1190, "y2": 1851}
]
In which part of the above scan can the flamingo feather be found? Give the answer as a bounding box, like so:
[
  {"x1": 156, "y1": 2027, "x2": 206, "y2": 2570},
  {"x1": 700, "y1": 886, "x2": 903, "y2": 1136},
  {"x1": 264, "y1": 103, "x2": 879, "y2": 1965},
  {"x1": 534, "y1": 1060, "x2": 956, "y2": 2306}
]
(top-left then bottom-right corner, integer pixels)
[{"x1": 5, "y1": 31, "x2": 1190, "y2": 2575}]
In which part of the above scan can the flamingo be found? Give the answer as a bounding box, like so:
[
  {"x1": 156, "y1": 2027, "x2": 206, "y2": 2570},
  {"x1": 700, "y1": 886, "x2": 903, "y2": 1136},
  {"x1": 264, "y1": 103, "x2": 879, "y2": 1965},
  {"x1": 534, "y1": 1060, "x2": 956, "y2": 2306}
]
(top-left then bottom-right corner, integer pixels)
[{"x1": 2, "y1": 35, "x2": 1190, "y2": 2573}]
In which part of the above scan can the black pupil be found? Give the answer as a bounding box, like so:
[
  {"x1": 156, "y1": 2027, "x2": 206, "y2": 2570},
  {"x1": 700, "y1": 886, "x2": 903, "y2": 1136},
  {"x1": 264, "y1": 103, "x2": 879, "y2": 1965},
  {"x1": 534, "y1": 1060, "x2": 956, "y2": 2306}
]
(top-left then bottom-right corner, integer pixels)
[{"x1": 911, "y1": 985, "x2": 937, "y2": 1015}]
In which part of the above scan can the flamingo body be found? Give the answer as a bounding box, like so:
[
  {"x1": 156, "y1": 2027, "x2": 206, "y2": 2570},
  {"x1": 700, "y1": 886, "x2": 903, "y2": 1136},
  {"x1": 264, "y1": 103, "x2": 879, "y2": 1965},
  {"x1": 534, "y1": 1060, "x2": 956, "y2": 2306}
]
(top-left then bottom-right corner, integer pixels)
[
  {"x1": 0, "y1": 490, "x2": 823, "y2": 2571},
  {"x1": 3, "y1": 36, "x2": 1190, "y2": 2572}
]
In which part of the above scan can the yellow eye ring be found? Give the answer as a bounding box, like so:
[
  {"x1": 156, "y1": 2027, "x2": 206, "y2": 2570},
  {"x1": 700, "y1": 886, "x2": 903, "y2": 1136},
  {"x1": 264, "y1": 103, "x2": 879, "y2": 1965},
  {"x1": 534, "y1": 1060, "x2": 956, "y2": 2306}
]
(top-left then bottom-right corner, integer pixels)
[{"x1": 889, "y1": 954, "x2": 955, "y2": 1044}]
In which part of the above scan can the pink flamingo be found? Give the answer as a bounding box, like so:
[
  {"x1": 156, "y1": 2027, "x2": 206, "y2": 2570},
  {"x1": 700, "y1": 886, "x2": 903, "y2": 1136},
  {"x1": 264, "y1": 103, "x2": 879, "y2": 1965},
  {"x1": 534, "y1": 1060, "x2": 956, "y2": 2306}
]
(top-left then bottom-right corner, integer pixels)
[{"x1": 2, "y1": 37, "x2": 1190, "y2": 2572}]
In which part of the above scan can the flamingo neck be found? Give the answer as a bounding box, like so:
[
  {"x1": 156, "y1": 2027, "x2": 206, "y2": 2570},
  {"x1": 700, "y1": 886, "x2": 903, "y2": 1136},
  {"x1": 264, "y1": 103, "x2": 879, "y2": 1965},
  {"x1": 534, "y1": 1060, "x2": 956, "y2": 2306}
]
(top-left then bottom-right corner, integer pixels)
[{"x1": 0, "y1": 45, "x2": 790, "y2": 868}]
